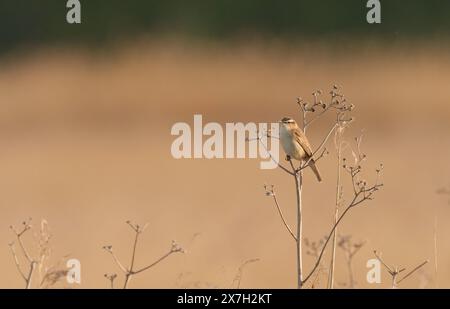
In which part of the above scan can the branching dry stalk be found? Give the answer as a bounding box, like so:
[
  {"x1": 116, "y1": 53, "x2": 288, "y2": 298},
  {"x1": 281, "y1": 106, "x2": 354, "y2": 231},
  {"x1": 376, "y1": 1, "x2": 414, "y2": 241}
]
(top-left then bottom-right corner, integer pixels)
[
  {"x1": 264, "y1": 185, "x2": 296, "y2": 241},
  {"x1": 374, "y1": 250, "x2": 429, "y2": 288},
  {"x1": 301, "y1": 162, "x2": 382, "y2": 286},
  {"x1": 9, "y1": 218, "x2": 36, "y2": 289},
  {"x1": 104, "y1": 273, "x2": 118, "y2": 289},
  {"x1": 304, "y1": 237, "x2": 328, "y2": 288},
  {"x1": 329, "y1": 132, "x2": 366, "y2": 288},
  {"x1": 256, "y1": 86, "x2": 382, "y2": 289},
  {"x1": 337, "y1": 235, "x2": 366, "y2": 288},
  {"x1": 9, "y1": 218, "x2": 68, "y2": 289},
  {"x1": 328, "y1": 116, "x2": 349, "y2": 289},
  {"x1": 103, "y1": 220, "x2": 184, "y2": 289}
]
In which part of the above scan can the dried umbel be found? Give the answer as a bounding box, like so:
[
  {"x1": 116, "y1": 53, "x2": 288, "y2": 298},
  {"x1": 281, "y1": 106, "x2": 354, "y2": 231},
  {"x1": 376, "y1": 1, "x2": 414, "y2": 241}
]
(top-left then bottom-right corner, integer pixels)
[
  {"x1": 258, "y1": 86, "x2": 384, "y2": 288},
  {"x1": 337, "y1": 235, "x2": 366, "y2": 288},
  {"x1": 9, "y1": 218, "x2": 70, "y2": 289}
]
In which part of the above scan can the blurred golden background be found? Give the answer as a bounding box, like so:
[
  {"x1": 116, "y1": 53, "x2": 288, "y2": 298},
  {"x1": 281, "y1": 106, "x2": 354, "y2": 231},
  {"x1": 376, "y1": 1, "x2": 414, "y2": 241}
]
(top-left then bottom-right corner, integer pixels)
[{"x1": 1, "y1": 1, "x2": 450, "y2": 289}]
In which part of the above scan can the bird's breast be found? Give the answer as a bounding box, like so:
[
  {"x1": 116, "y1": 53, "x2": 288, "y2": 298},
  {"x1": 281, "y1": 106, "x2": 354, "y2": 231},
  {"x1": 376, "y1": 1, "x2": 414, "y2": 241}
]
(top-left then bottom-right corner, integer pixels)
[{"x1": 280, "y1": 127, "x2": 305, "y2": 161}]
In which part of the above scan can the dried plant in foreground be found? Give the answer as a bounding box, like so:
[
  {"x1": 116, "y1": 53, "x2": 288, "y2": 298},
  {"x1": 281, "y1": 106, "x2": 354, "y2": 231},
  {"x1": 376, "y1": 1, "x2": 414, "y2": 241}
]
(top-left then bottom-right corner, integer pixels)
[
  {"x1": 103, "y1": 220, "x2": 184, "y2": 289},
  {"x1": 258, "y1": 86, "x2": 383, "y2": 288},
  {"x1": 9, "y1": 218, "x2": 69, "y2": 289},
  {"x1": 304, "y1": 237, "x2": 328, "y2": 288},
  {"x1": 337, "y1": 235, "x2": 365, "y2": 288},
  {"x1": 104, "y1": 273, "x2": 118, "y2": 289},
  {"x1": 328, "y1": 107, "x2": 354, "y2": 289},
  {"x1": 373, "y1": 250, "x2": 428, "y2": 288}
]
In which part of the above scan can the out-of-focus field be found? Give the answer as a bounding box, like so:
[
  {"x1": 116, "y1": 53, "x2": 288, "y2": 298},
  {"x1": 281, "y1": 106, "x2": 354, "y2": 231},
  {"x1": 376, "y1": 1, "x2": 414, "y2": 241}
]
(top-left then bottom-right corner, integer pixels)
[{"x1": 1, "y1": 40, "x2": 450, "y2": 288}]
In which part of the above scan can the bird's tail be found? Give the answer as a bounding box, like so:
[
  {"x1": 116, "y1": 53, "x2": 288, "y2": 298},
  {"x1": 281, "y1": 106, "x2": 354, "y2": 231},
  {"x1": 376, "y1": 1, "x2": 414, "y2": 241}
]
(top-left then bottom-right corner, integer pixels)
[{"x1": 308, "y1": 159, "x2": 322, "y2": 182}]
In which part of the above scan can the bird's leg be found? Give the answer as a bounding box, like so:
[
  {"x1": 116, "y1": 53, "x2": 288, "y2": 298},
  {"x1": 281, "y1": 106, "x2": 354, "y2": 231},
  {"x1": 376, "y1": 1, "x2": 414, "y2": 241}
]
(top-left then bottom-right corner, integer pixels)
[
  {"x1": 296, "y1": 160, "x2": 305, "y2": 173},
  {"x1": 286, "y1": 156, "x2": 299, "y2": 175}
]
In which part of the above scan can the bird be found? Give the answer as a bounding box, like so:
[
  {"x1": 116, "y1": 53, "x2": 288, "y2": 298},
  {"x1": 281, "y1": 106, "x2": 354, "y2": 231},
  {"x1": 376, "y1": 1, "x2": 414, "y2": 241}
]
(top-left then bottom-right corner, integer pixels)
[{"x1": 279, "y1": 117, "x2": 322, "y2": 182}]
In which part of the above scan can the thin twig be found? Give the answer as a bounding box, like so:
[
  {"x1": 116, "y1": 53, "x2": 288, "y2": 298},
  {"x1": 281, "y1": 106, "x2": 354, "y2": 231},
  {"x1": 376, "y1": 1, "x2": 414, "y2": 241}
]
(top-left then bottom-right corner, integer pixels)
[
  {"x1": 261, "y1": 88, "x2": 374, "y2": 289},
  {"x1": 302, "y1": 182, "x2": 382, "y2": 285},
  {"x1": 258, "y1": 137, "x2": 294, "y2": 175},
  {"x1": 102, "y1": 246, "x2": 128, "y2": 274},
  {"x1": 300, "y1": 124, "x2": 338, "y2": 171},
  {"x1": 8, "y1": 243, "x2": 27, "y2": 281},
  {"x1": 9, "y1": 220, "x2": 37, "y2": 289},
  {"x1": 103, "y1": 221, "x2": 184, "y2": 289},
  {"x1": 374, "y1": 251, "x2": 394, "y2": 274},
  {"x1": 397, "y1": 261, "x2": 429, "y2": 284},
  {"x1": 302, "y1": 195, "x2": 357, "y2": 285},
  {"x1": 133, "y1": 247, "x2": 181, "y2": 275},
  {"x1": 129, "y1": 228, "x2": 140, "y2": 271},
  {"x1": 104, "y1": 274, "x2": 117, "y2": 289},
  {"x1": 294, "y1": 166, "x2": 303, "y2": 288},
  {"x1": 10, "y1": 223, "x2": 33, "y2": 263},
  {"x1": 26, "y1": 262, "x2": 37, "y2": 289},
  {"x1": 374, "y1": 250, "x2": 428, "y2": 288},
  {"x1": 264, "y1": 185, "x2": 297, "y2": 241}
]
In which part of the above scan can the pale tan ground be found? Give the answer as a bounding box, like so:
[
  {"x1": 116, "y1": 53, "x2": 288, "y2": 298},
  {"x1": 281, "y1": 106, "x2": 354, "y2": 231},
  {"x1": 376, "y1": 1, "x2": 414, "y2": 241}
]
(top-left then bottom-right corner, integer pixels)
[{"x1": 0, "y1": 39, "x2": 450, "y2": 288}]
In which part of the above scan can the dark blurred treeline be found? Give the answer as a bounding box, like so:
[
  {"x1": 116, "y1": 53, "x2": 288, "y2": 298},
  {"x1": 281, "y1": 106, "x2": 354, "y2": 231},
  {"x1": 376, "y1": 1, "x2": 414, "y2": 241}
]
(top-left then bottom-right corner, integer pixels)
[{"x1": 0, "y1": 0, "x2": 450, "y2": 53}]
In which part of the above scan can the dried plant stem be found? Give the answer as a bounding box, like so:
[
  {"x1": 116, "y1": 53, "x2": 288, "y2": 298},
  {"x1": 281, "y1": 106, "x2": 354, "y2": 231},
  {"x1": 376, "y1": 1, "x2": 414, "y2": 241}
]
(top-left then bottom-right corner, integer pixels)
[
  {"x1": 9, "y1": 244, "x2": 27, "y2": 282},
  {"x1": 123, "y1": 226, "x2": 141, "y2": 289},
  {"x1": 346, "y1": 258, "x2": 354, "y2": 288},
  {"x1": 303, "y1": 177, "x2": 381, "y2": 286},
  {"x1": 260, "y1": 88, "x2": 379, "y2": 289},
  {"x1": 337, "y1": 235, "x2": 365, "y2": 288},
  {"x1": 292, "y1": 122, "x2": 336, "y2": 288},
  {"x1": 123, "y1": 271, "x2": 132, "y2": 289},
  {"x1": 391, "y1": 271, "x2": 400, "y2": 288},
  {"x1": 265, "y1": 187, "x2": 296, "y2": 241},
  {"x1": 26, "y1": 262, "x2": 37, "y2": 289},
  {"x1": 294, "y1": 168, "x2": 303, "y2": 288},
  {"x1": 294, "y1": 100, "x2": 337, "y2": 288},
  {"x1": 123, "y1": 250, "x2": 179, "y2": 288},
  {"x1": 300, "y1": 124, "x2": 337, "y2": 170},
  {"x1": 328, "y1": 140, "x2": 342, "y2": 289},
  {"x1": 9, "y1": 220, "x2": 37, "y2": 289},
  {"x1": 374, "y1": 250, "x2": 428, "y2": 288},
  {"x1": 397, "y1": 261, "x2": 429, "y2": 285},
  {"x1": 104, "y1": 221, "x2": 184, "y2": 289},
  {"x1": 134, "y1": 250, "x2": 179, "y2": 275},
  {"x1": 302, "y1": 193, "x2": 361, "y2": 285},
  {"x1": 104, "y1": 274, "x2": 117, "y2": 289}
]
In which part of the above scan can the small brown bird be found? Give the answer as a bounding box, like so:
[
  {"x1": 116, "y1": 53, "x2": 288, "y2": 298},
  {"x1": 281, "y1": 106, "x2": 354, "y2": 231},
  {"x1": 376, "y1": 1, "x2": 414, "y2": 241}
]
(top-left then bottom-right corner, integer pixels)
[{"x1": 279, "y1": 117, "x2": 322, "y2": 182}]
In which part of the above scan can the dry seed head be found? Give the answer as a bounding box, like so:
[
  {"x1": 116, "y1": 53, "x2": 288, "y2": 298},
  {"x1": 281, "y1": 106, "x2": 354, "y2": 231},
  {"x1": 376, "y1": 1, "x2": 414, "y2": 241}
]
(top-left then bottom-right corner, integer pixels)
[{"x1": 171, "y1": 240, "x2": 185, "y2": 253}]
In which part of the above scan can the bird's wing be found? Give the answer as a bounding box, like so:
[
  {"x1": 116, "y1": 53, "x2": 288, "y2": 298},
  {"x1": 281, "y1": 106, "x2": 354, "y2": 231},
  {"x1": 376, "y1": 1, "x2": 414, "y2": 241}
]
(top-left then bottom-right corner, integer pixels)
[{"x1": 294, "y1": 129, "x2": 313, "y2": 157}]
